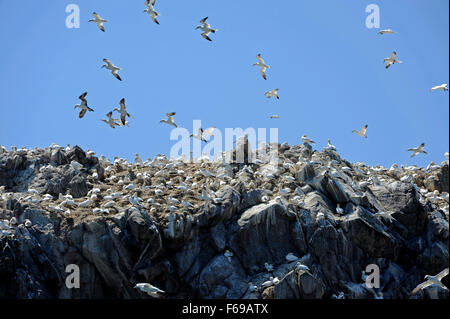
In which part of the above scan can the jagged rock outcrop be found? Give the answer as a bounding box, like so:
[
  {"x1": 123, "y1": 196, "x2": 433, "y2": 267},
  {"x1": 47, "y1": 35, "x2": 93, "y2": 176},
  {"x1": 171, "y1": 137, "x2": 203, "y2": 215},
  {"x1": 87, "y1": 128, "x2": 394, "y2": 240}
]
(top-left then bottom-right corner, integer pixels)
[{"x1": 0, "y1": 144, "x2": 448, "y2": 299}]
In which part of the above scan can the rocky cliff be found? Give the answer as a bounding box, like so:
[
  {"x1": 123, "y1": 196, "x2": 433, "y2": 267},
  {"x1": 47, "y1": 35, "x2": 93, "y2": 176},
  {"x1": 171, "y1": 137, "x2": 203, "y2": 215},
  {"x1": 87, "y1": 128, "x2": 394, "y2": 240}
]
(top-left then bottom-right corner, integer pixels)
[{"x1": 0, "y1": 143, "x2": 448, "y2": 299}]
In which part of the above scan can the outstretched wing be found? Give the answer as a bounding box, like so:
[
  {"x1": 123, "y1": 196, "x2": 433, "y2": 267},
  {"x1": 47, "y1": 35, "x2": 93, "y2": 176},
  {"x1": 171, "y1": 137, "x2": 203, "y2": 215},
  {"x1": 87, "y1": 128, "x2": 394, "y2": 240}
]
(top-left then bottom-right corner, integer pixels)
[
  {"x1": 166, "y1": 112, "x2": 176, "y2": 117},
  {"x1": 410, "y1": 281, "x2": 431, "y2": 296},
  {"x1": 361, "y1": 125, "x2": 368, "y2": 135},
  {"x1": 436, "y1": 268, "x2": 449, "y2": 280}
]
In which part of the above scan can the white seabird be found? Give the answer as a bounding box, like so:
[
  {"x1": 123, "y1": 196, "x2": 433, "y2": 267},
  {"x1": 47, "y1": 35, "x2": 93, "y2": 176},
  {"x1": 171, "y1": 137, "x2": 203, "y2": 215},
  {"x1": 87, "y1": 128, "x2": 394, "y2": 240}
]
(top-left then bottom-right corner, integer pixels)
[
  {"x1": 295, "y1": 262, "x2": 310, "y2": 272},
  {"x1": 384, "y1": 51, "x2": 402, "y2": 69},
  {"x1": 327, "y1": 139, "x2": 337, "y2": 151},
  {"x1": 336, "y1": 203, "x2": 344, "y2": 215},
  {"x1": 134, "y1": 283, "x2": 165, "y2": 298},
  {"x1": 101, "y1": 111, "x2": 120, "y2": 128},
  {"x1": 269, "y1": 115, "x2": 280, "y2": 119},
  {"x1": 224, "y1": 250, "x2": 233, "y2": 262},
  {"x1": 407, "y1": 143, "x2": 427, "y2": 158},
  {"x1": 160, "y1": 112, "x2": 178, "y2": 127},
  {"x1": 410, "y1": 268, "x2": 449, "y2": 296},
  {"x1": 74, "y1": 92, "x2": 94, "y2": 119},
  {"x1": 378, "y1": 29, "x2": 396, "y2": 35},
  {"x1": 144, "y1": 0, "x2": 160, "y2": 25},
  {"x1": 113, "y1": 98, "x2": 131, "y2": 125},
  {"x1": 352, "y1": 124, "x2": 368, "y2": 138},
  {"x1": 264, "y1": 88, "x2": 279, "y2": 99},
  {"x1": 88, "y1": 12, "x2": 107, "y2": 32},
  {"x1": 430, "y1": 83, "x2": 448, "y2": 92},
  {"x1": 195, "y1": 17, "x2": 218, "y2": 41},
  {"x1": 102, "y1": 59, "x2": 122, "y2": 81},
  {"x1": 301, "y1": 135, "x2": 315, "y2": 145},
  {"x1": 190, "y1": 127, "x2": 215, "y2": 143},
  {"x1": 285, "y1": 252, "x2": 299, "y2": 262},
  {"x1": 253, "y1": 54, "x2": 270, "y2": 80}
]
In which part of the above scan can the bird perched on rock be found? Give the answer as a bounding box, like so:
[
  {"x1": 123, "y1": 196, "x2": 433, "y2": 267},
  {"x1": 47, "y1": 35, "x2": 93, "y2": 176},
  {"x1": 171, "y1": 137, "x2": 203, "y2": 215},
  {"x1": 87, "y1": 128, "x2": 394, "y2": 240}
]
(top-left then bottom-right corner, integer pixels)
[
  {"x1": 74, "y1": 92, "x2": 94, "y2": 118},
  {"x1": 285, "y1": 252, "x2": 299, "y2": 262},
  {"x1": 407, "y1": 143, "x2": 427, "y2": 158},
  {"x1": 253, "y1": 54, "x2": 270, "y2": 80},
  {"x1": 134, "y1": 283, "x2": 165, "y2": 298},
  {"x1": 352, "y1": 125, "x2": 368, "y2": 138},
  {"x1": 195, "y1": 17, "x2": 218, "y2": 41},
  {"x1": 88, "y1": 12, "x2": 107, "y2": 32},
  {"x1": 410, "y1": 268, "x2": 449, "y2": 296},
  {"x1": 301, "y1": 135, "x2": 315, "y2": 145}
]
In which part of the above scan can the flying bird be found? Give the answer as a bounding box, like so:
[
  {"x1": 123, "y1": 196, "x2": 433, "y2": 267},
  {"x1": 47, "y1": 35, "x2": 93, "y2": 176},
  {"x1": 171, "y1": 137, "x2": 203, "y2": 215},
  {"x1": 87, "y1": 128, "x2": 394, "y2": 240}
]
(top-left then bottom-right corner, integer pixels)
[
  {"x1": 74, "y1": 92, "x2": 94, "y2": 118},
  {"x1": 378, "y1": 29, "x2": 396, "y2": 35},
  {"x1": 410, "y1": 268, "x2": 449, "y2": 296},
  {"x1": 352, "y1": 125, "x2": 368, "y2": 138},
  {"x1": 113, "y1": 98, "x2": 131, "y2": 125},
  {"x1": 88, "y1": 12, "x2": 107, "y2": 32},
  {"x1": 253, "y1": 54, "x2": 270, "y2": 80},
  {"x1": 101, "y1": 111, "x2": 120, "y2": 128},
  {"x1": 265, "y1": 88, "x2": 279, "y2": 99},
  {"x1": 269, "y1": 115, "x2": 280, "y2": 119},
  {"x1": 430, "y1": 83, "x2": 448, "y2": 92},
  {"x1": 190, "y1": 127, "x2": 216, "y2": 142},
  {"x1": 101, "y1": 59, "x2": 122, "y2": 81},
  {"x1": 384, "y1": 51, "x2": 402, "y2": 69},
  {"x1": 134, "y1": 283, "x2": 165, "y2": 298},
  {"x1": 195, "y1": 17, "x2": 218, "y2": 41},
  {"x1": 160, "y1": 112, "x2": 178, "y2": 127},
  {"x1": 144, "y1": 0, "x2": 160, "y2": 24},
  {"x1": 407, "y1": 143, "x2": 427, "y2": 158}
]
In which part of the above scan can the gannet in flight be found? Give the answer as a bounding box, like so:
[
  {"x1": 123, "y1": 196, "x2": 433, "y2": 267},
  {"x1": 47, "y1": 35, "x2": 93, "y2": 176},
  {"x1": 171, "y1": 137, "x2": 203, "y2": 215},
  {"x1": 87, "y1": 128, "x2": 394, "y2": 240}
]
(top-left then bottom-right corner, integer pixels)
[
  {"x1": 265, "y1": 88, "x2": 279, "y2": 99},
  {"x1": 253, "y1": 54, "x2": 270, "y2": 80},
  {"x1": 113, "y1": 98, "x2": 131, "y2": 125},
  {"x1": 160, "y1": 112, "x2": 178, "y2": 127},
  {"x1": 407, "y1": 143, "x2": 427, "y2": 158},
  {"x1": 195, "y1": 17, "x2": 218, "y2": 41},
  {"x1": 190, "y1": 127, "x2": 216, "y2": 142},
  {"x1": 101, "y1": 111, "x2": 120, "y2": 128},
  {"x1": 301, "y1": 135, "x2": 315, "y2": 145},
  {"x1": 102, "y1": 59, "x2": 122, "y2": 81},
  {"x1": 378, "y1": 29, "x2": 396, "y2": 35},
  {"x1": 430, "y1": 83, "x2": 448, "y2": 92},
  {"x1": 134, "y1": 283, "x2": 165, "y2": 298},
  {"x1": 88, "y1": 12, "x2": 107, "y2": 32},
  {"x1": 352, "y1": 124, "x2": 368, "y2": 138},
  {"x1": 384, "y1": 51, "x2": 402, "y2": 69},
  {"x1": 269, "y1": 115, "x2": 280, "y2": 119},
  {"x1": 144, "y1": 0, "x2": 160, "y2": 24},
  {"x1": 74, "y1": 92, "x2": 94, "y2": 118},
  {"x1": 410, "y1": 268, "x2": 449, "y2": 296}
]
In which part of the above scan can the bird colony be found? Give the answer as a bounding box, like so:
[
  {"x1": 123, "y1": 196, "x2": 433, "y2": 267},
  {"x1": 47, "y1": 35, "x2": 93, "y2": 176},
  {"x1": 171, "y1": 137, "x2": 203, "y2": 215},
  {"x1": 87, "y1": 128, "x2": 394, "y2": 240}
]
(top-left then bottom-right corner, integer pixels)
[{"x1": 0, "y1": 141, "x2": 448, "y2": 299}]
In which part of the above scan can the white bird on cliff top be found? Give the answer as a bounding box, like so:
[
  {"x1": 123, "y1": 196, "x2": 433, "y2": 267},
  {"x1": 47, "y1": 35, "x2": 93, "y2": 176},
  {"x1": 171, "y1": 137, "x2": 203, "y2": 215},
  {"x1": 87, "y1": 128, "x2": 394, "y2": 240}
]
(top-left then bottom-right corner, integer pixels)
[
  {"x1": 102, "y1": 59, "x2": 122, "y2": 81},
  {"x1": 301, "y1": 135, "x2": 315, "y2": 145},
  {"x1": 195, "y1": 17, "x2": 218, "y2": 41},
  {"x1": 327, "y1": 139, "x2": 337, "y2": 151},
  {"x1": 410, "y1": 268, "x2": 449, "y2": 296},
  {"x1": 74, "y1": 92, "x2": 94, "y2": 119},
  {"x1": 407, "y1": 143, "x2": 427, "y2": 158},
  {"x1": 352, "y1": 124, "x2": 368, "y2": 138},
  {"x1": 384, "y1": 51, "x2": 402, "y2": 69},
  {"x1": 160, "y1": 112, "x2": 178, "y2": 127},
  {"x1": 253, "y1": 54, "x2": 270, "y2": 80},
  {"x1": 430, "y1": 83, "x2": 448, "y2": 92},
  {"x1": 88, "y1": 12, "x2": 107, "y2": 32},
  {"x1": 134, "y1": 283, "x2": 165, "y2": 298}
]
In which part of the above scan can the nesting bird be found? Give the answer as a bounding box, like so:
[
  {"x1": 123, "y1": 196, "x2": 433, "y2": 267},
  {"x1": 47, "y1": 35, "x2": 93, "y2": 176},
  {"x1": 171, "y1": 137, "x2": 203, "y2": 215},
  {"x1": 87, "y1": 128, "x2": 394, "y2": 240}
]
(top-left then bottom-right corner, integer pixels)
[{"x1": 301, "y1": 135, "x2": 315, "y2": 145}]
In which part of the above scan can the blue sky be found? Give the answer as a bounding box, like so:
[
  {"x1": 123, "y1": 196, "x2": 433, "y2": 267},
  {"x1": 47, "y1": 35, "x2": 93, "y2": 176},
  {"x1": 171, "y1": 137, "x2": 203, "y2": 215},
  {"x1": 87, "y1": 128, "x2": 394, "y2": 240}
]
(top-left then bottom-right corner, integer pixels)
[{"x1": 0, "y1": 0, "x2": 448, "y2": 167}]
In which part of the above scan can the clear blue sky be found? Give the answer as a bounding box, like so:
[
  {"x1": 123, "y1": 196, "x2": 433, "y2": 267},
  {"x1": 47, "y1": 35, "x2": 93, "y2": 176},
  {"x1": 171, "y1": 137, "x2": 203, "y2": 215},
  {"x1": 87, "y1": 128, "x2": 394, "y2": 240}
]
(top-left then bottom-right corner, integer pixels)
[{"x1": 0, "y1": 0, "x2": 448, "y2": 167}]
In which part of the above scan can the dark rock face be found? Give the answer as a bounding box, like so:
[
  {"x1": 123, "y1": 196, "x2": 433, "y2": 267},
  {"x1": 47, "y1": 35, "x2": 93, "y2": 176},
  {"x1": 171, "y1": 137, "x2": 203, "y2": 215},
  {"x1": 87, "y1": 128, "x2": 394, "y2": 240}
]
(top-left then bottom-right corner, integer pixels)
[{"x1": 0, "y1": 145, "x2": 448, "y2": 299}]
